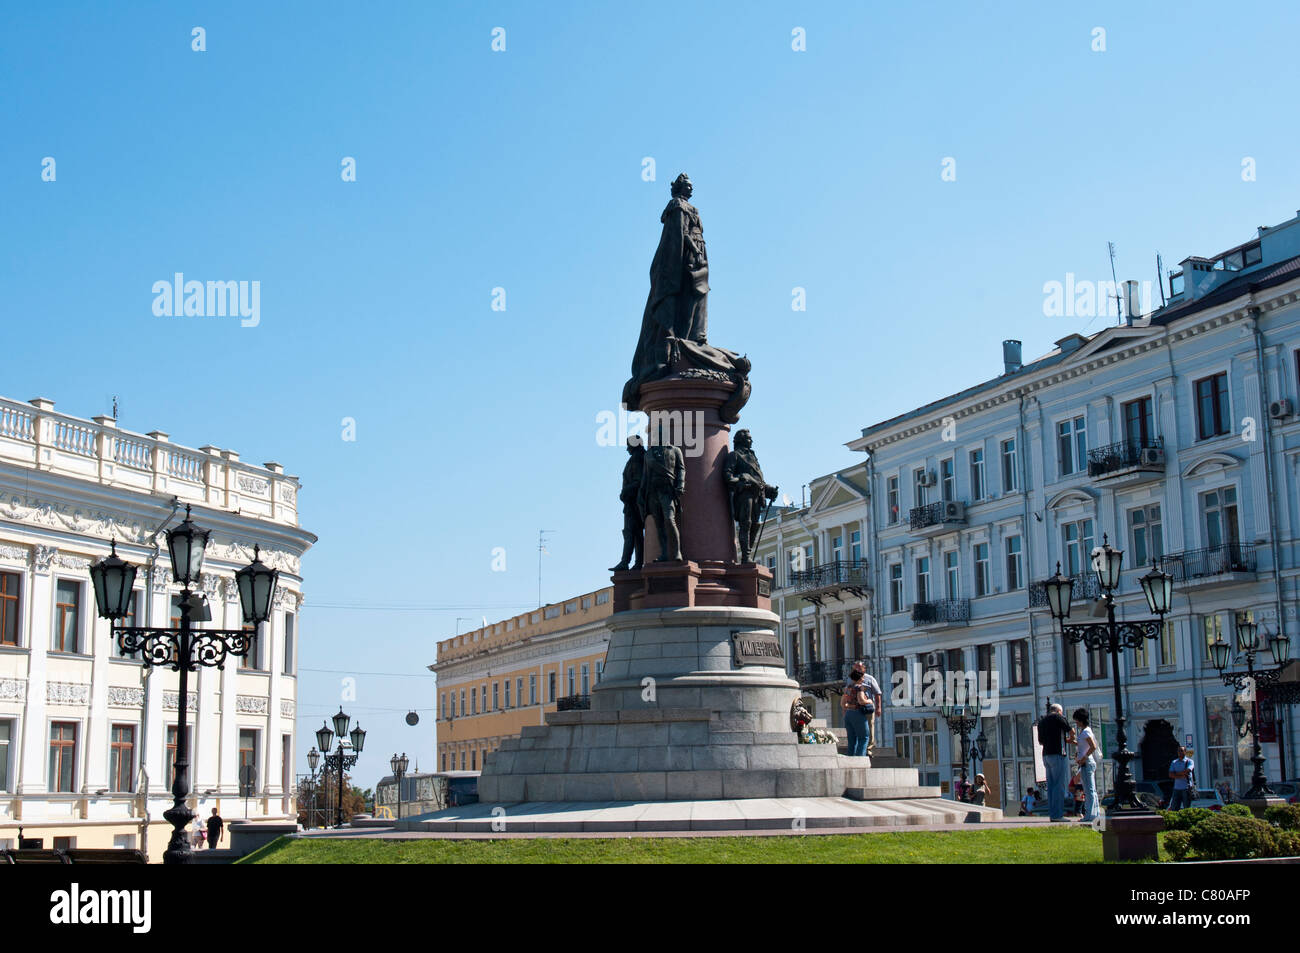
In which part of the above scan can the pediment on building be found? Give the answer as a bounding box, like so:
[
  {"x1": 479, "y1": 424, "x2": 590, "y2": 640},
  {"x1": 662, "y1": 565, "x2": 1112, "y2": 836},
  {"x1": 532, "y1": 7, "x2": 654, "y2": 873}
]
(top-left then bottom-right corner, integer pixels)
[
  {"x1": 1180, "y1": 452, "x2": 1240, "y2": 479},
  {"x1": 1046, "y1": 488, "x2": 1097, "y2": 511}
]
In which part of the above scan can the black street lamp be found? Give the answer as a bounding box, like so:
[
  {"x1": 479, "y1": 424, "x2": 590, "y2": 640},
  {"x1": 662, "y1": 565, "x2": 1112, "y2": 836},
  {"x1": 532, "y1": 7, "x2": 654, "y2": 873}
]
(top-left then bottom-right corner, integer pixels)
[
  {"x1": 305, "y1": 746, "x2": 321, "y2": 829},
  {"x1": 1211, "y1": 617, "x2": 1290, "y2": 799},
  {"x1": 316, "y1": 708, "x2": 365, "y2": 827},
  {"x1": 1040, "y1": 537, "x2": 1174, "y2": 814},
  {"x1": 940, "y1": 689, "x2": 981, "y2": 801},
  {"x1": 89, "y1": 508, "x2": 278, "y2": 865},
  {"x1": 390, "y1": 752, "x2": 409, "y2": 820}
]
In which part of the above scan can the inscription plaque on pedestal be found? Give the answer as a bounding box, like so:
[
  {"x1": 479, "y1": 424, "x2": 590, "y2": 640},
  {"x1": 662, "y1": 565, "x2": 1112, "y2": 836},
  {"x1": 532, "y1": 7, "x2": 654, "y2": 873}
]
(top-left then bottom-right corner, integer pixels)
[{"x1": 731, "y1": 630, "x2": 785, "y2": 667}]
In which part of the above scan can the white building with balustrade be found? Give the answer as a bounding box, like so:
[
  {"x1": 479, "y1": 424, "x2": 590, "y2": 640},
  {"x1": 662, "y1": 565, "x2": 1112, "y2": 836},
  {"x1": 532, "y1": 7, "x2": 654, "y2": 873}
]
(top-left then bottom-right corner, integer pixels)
[{"x1": 0, "y1": 395, "x2": 315, "y2": 859}]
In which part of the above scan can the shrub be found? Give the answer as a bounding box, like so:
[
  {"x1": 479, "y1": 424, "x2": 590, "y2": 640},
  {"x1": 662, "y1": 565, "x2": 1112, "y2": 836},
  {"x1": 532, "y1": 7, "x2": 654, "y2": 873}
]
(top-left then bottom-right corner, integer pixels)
[
  {"x1": 1264, "y1": 804, "x2": 1300, "y2": 831},
  {"x1": 1163, "y1": 830, "x2": 1193, "y2": 861},
  {"x1": 1221, "y1": 803, "x2": 1253, "y2": 818},
  {"x1": 1160, "y1": 807, "x2": 1215, "y2": 831},
  {"x1": 1275, "y1": 830, "x2": 1300, "y2": 857},
  {"x1": 1187, "y1": 814, "x2": 1278, "y2": 861}
]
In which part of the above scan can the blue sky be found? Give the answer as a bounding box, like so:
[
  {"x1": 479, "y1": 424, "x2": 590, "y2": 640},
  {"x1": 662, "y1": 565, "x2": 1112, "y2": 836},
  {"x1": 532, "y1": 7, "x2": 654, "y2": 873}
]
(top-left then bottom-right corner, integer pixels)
[{"x1": 4, "y1": 1, "x2": 1299, "y2": 787}]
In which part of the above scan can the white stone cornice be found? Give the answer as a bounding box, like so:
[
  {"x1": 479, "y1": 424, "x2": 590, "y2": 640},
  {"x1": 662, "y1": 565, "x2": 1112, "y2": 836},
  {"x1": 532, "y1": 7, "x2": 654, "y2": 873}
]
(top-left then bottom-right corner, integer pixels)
[{"x1": 0, "y1": 544, "x2": 30, "y2": 567}]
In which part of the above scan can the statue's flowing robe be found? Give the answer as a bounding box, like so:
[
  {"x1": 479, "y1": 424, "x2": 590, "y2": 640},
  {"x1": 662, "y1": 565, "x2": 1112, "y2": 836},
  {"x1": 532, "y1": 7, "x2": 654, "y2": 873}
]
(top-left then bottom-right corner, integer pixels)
[{"x1": 624, "y1": 198, "x2": 741, "y2": 409}]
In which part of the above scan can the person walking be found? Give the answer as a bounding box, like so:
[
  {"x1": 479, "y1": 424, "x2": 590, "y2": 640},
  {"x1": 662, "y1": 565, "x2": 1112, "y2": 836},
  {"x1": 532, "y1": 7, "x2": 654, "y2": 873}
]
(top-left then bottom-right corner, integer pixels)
[
  {"x1": 1073, "y1": 708, "x2": 1100, "y2": 822},
  {"x1": 970, "y1": 773, "x2": 989, "y2": 806},
  {"x1": 1037, "y1": 703, "x2": 1073, "y2": 822},
  {"x1": 843, "y1": 661, "x2": 882, "y2": 754},
  {"x1": 206, "y1": 806, "x2": 224, "y2": 849},
  {"x1": 1168, "y1": 745, "x2": 1196, "y2": 811},
  {"x1": 191, "y1": 815, "x2": 205, "y2": 849}
]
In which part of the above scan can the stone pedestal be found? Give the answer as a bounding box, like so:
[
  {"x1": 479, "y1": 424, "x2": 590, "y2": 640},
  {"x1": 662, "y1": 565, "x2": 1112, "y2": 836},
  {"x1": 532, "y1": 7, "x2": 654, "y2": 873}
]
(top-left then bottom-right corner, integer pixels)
[
  {"x1": 1238, "y1": 796, "x2": 1287, "y2": 818},
  {"x1": 478, "y1": 606, "x2": 937, "y2": 804},
  {"x1": 1101, "y1": 813, "x2": 1164, "y2": 862}
]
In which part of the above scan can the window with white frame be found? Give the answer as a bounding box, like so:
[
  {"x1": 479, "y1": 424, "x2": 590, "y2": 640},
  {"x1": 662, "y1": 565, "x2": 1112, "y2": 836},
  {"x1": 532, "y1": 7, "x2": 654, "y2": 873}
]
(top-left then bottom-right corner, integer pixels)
[
  {"x1": 1058, "y1": 416, "x2": 1087, "y2": 476},
  {"x1": 913, "y1": 468, "x2": 927, "y2": 508},
  {"x1": 1005, "y1": 535, "x2": 1023, "y2": 590},
  {"x1": 974, "y1": 542, "x2": 990, "y2": 597},
  {"x1": 0, "y1": 572, "x2": 20, "y2": 647},
  {"x1": 1201, "y1": 487, "x2": 1240, "y2": 550},
  {"x1": 940, "y1": 458, "x2": 955, "y2": 502},
  {"x1": 888, "y1": 476, "x2": 900, "y2": 523},
  {"x1": 1159, "y1": 620, "x2": 1177, "y2": 667},
  {"x1": 1001, "y1": 438, "x2": 1018, "y2": 492},
  {"x1": 916, "y1": 557, "x2": 931, "y2": 604},
  {"x1": 850, "y1": 530, "x2": 862, "y2": 561},
  {"x1": 944, "y1": 551, "x2": 960, "y2": 598},
  {"x1": 889, "y1": 563, "x2": 903, "y2": 612},
  {"x1": 0, "y1": 719, "x2": 12, "y2": 792},
  {"x1": 969, "y1": 448, "x2": 985, "y2": 501},
  {"x1": 53, "y1": 580, "x2": 80, "y2": 653},
  {"x1": 1129, "y1": 504, "x2": 1164, "y2": 569},
  {"x1": 1063, "y1": 519, "x2": 1095, "y2": 576}
]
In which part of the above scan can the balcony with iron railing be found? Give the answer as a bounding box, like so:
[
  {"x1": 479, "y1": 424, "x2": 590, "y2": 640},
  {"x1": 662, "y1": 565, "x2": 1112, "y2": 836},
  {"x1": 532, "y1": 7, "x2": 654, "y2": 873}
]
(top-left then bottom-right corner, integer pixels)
[
  {"x1": 1028, "y1": 571, "x2": 1103, "y2": 609},
  {"x1": 555, "y1": 694, "x2": 591, "y2": 711},
  {"x1": 911, "y1": 599, "x2": 970, "y2": 627},
  {"x1": 795, "y1": 658, "x2": 852, "y2": 687},
  {"x1": 1086, "y1": 437, "x2": 1165, "y2": 483},
  {"x1": 788, "y1": 559, "x2": 870, "y2": 605},
  {"x1": 1161, "y1": 543, "x2": 1256, "y2": 589},
  {"x1": 909, "y1": 500, "x2": 968, "y2": 535}
]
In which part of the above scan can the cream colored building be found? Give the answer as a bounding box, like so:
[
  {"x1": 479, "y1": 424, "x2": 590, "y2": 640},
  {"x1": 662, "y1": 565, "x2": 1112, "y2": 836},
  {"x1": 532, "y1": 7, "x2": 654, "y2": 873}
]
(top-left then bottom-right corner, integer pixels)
[
  {"x1": 432, "y1": 587, "x2": 613, "y2": 773},
  {"x1": 0, "y1": 395, "x2": 315, "y2": 860}
]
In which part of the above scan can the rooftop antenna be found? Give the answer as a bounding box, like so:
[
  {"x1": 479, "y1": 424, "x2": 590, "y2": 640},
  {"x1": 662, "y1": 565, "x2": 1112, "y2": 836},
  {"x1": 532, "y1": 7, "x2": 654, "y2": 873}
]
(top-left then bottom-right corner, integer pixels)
[
  {"x1": 538, "y1": 530, "x2": 555, "y2": 607},
  {"x1": 1156, "y1": 252, "x2": 1168, "y2": 307},
  {"x1": 1107, "y1": 241, "x2": 1124, "y2": 326}
]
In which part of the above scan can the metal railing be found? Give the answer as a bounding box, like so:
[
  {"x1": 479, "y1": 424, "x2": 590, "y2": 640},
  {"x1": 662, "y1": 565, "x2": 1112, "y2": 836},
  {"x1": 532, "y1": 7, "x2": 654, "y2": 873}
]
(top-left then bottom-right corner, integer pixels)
[
  {"x1": 909, "y1": 501, "x2": 965, "y2": 531},
  {"x1": 1162, "y1": 543, "x2": 1256, "y2": 581},
  {"x1": 1028, "y1": 571, "x2": 1103, "y2": 608},
  {"x1": 1087, "y1": 437, "x2": 1163, "y2": 477},
  {"x1": 795, "y1": 659, "x2": 853, "y2": 686},
  {"x1": 555, "y1": 694, "x2": 591, "y2": 711},
  {"x1": 911, "y1": 599, "x2": 970, "y2": 625},
  {"x1": 788, "y1": 559, "x2": 869, "y2": 592}
]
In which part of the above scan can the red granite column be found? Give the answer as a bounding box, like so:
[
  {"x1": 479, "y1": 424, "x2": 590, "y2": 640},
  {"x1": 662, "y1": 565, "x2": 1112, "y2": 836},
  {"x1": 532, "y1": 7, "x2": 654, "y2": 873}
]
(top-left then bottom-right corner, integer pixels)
[{"x1": 637, "y1": 377, "x2": 736, "y2": 565}]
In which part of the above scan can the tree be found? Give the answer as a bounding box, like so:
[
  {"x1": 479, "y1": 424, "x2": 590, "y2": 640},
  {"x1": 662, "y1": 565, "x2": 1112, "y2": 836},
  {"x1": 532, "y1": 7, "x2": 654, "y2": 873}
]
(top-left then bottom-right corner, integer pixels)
[{"x1": 297, "y1": 768, "x2": 366, "y2": 827}]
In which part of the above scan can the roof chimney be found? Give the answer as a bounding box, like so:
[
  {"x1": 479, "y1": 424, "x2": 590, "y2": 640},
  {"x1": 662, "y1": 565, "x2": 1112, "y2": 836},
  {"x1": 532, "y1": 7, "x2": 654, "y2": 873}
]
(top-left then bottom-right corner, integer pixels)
[{"x1": 1002, "y1": 340, "x2": 1022, "y2": 374}]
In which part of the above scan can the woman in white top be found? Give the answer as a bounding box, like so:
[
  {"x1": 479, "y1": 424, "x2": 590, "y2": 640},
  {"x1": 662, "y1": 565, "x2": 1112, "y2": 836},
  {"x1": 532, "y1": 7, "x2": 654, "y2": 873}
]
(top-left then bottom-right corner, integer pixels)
[{"x1": 1072, "y1": 708, "x2": 1100, "y2": 823}]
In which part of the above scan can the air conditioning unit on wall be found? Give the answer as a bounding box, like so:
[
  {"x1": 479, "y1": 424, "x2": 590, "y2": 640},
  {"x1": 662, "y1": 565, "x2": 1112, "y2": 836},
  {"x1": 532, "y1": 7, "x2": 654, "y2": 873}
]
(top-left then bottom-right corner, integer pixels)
[
  {"x1": 944, "y1": 501, "x2": 966, "y2": 521},
  {"x1": 1139, "y1": 446, "x2": 1165, "y2": 466},
  {"x1": 1269, "y1": 398, "x2": 1293, "y2": 420},
  {"x1": 919, "y1": 470, "x2": 937, "y2": 487}
]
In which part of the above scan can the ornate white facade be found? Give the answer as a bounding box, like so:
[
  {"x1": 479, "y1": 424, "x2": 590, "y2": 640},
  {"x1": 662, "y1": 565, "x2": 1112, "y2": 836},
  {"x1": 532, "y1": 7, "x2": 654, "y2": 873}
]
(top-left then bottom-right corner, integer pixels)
[{"x1": 0, "y1": 395, "x2": 315, "y2": 859}]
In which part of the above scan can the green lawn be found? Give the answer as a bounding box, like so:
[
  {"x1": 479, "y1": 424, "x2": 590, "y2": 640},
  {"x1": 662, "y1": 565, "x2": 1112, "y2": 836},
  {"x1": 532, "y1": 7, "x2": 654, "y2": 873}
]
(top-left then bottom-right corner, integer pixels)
[{"x1": 240, "y1": 826, "x2": 1128, "y2": 864}]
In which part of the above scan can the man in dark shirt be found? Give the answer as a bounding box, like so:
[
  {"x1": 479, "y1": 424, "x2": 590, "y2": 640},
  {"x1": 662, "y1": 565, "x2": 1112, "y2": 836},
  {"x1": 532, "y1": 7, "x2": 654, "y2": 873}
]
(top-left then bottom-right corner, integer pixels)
[
  {"x1": 206, "y1": 807, "x2": 224, "y2": 849},
  {"x1": 1037, "y1": 704, "x2": 1073, "y2": 821}
]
